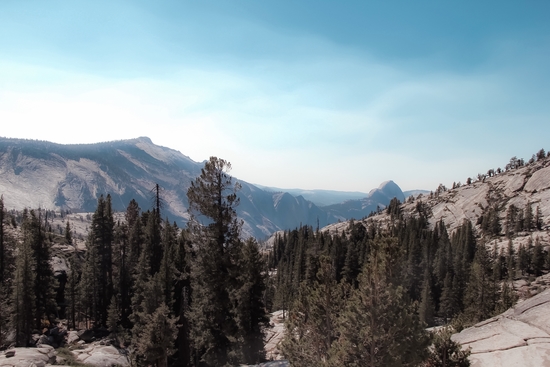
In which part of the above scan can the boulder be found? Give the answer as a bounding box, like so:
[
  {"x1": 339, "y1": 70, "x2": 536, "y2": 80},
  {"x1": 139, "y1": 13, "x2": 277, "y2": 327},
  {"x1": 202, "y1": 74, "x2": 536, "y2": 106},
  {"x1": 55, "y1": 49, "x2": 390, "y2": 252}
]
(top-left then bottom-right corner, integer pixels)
[
  {"x1": 453, "y1": 288, "x2": 550, "y2": 366},
  {"x1": 4, "y1": 350, "x2": 15, "y2": 358},
  {"x1": 36, "y1": 334, "x2": 52, "y2": 347},
  {"x1": 48, "y1": 326, "x2": 67, "y2": 347},
  {"x1": 66, "y1": 330, "x2": 79, "y2": 344},
  {"x1": 77, "y1": 329, "x2": 94, "y2": 343},
  {"x1": 50, "y1": 256, "x2": 70, "y2": 278},
  {"x1": 524, "y1": 166, "x2": 550, "y2": 193},
  {"x1": 73, "y1": 343, "x2": 129, "y2": 367}
]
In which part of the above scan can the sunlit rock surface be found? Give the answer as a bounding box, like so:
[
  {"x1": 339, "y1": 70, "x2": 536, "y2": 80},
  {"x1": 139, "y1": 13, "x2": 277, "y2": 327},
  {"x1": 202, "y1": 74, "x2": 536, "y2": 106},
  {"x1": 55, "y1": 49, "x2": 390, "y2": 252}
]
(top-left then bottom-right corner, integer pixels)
[{"x1": 453, "y1": 288, "x2": 550, "y2": 367}]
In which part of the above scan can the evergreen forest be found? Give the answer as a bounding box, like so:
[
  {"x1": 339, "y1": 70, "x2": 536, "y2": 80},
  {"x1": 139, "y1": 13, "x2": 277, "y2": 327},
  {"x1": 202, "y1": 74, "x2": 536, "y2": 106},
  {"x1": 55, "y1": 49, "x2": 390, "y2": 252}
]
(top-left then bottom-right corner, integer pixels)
[{"x1": 1, "y1": 152, "x2": 549, "y2": 367}]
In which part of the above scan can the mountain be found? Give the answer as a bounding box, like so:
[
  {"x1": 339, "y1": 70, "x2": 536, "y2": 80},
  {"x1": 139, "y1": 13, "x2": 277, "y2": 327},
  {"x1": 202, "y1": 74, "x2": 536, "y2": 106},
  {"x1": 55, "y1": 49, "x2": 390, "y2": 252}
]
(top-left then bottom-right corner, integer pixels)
[
  {"x1": 321, "y1": 180, "x2": 405, "y2": 220},
  {"x1": 322, "y1": 154, "x2": 550, "y2": 245},
  {"x1": 0, "y1": 137, "x2": 405, "y2": 239},
  {"x1": 253, "y1": 186, "x2": 369, "y2": 206}
]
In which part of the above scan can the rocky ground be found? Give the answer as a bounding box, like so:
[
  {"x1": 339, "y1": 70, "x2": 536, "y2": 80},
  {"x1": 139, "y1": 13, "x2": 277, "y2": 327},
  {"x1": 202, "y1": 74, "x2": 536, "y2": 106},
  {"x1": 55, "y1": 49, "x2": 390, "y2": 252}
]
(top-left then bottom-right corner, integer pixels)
[
  {"x1": 263, "y1": 310, "x2": 286, "y2": 361},
  {"x1": 453, "y1": 286, "x2": 550, "y2": 367},
  {"x1": 0, "y1": 345, "x2": 59, "y2": 367},
  {"x1": 0, "y1": 330, "x2": 129, "y2": 367},
  {"x1": 0, "y1": 312, "x2": 287, "y2": 367}
]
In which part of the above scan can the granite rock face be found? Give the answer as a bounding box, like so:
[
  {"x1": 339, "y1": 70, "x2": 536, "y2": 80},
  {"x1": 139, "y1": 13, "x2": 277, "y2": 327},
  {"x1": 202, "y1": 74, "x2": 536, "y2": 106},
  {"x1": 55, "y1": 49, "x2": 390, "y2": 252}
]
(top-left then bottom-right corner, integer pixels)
[
  {"x1": 0, "y1": 345, "x2": 56, "y2": 367},
  {"x1": 72, "y1": 343, "x2": 129, "y2": 367},
  {"x1": 264, "y1": 310, "x2": 286, "y2": 361},
  {"x1": 453, "y1": 288, "x2": 550, "y2": 367}
]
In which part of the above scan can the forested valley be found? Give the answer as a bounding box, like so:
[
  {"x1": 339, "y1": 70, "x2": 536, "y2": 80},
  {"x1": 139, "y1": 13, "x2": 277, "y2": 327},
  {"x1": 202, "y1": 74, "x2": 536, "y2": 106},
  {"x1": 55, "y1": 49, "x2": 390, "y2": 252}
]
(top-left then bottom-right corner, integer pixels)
[{"x1": 1, "y1": 151, "x2": 550, "y2": 366}]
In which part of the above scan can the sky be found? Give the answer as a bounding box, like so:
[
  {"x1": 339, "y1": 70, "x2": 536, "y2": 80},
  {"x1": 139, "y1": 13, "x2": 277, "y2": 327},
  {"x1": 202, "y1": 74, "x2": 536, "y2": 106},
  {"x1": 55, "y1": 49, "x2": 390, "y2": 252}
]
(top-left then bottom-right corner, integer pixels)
[{"x1": 1, "y1": 1, "x2": 549, "y2": 192}]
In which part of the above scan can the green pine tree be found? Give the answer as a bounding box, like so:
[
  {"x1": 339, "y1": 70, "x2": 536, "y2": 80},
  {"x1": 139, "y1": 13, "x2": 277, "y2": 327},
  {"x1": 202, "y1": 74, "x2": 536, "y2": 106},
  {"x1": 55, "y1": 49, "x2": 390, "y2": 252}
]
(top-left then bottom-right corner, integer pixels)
[
  {"x1": 135, "y1": 302, "x2": 178, "y2": 367},
  {"x1": 422, "y1": 326, "x2": 470, "y2": 367},
  {"x1": 464, "y1": 244, "x2": 497, "y2": 323},
  {"x1": 85, "y1": 195, "x2": 115, "y2": 326},
  {"x1": 187, "y1": 157, "x2": 244, "y2": 366},
  {"x1": 524, "y1": 202, "x2": 533, "y2": 232},
  {"x1": 12, "y1": 210, "x2": 36, "y2": 346},
  {"x1": 419, "y1": 269, "x2": 435, "y2": 327},
  {"x1": 66, "y1": 253, "x2": 80, "y2": 330},
  {"x1": 331, "y1": 239, "x2": 430, "y2": 367},
  {"x1": 28, "y1": 210, "x2": 57, "y2": 329},
  {"x1": 0, "y1": 196, "x2": 15, "y2": 348},
  {"x1": 232, "y1": 238, "x2": 269, "y2": 364},
  {"x1": 531, "y1": 237, "x2": 544, "y2": 276},
  {"x1": 281, "y1": 257, "x2": 345, "y2": 367}
]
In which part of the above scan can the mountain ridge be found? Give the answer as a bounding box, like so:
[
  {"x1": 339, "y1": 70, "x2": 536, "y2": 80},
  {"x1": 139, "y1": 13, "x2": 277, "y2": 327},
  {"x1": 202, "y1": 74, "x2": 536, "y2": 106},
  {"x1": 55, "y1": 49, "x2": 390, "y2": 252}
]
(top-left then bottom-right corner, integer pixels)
[{"x1": 0, "y1": 136, "x2": 405, "y2": 239}]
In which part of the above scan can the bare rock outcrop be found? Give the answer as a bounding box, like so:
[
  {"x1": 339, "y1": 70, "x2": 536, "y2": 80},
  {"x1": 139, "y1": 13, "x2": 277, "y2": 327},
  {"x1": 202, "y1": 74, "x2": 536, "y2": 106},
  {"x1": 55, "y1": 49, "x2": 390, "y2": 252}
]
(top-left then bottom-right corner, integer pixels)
[
  {"x1": 264, "y1": 310, "x2": 286, "y2": 361},
  {"x1": 0, "y1": 345, "x2": 56, "y2": 367},
  {"x1": 72, "y1": 342, "x2": 129, "y2": 367},
  {"x1": 453, "y1": 288, "x2": 550, "y2": 366}
]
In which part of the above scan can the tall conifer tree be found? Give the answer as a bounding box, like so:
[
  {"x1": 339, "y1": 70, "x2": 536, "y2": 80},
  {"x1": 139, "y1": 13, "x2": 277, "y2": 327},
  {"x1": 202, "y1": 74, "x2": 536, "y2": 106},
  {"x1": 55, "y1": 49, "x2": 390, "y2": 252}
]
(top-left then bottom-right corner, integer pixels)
[
  {"x1": 12, "y1": 210, "x2": 37, "y2": 346},
  {"x1": 187, "y1": 157, "x2": 244, "y2": 366}
]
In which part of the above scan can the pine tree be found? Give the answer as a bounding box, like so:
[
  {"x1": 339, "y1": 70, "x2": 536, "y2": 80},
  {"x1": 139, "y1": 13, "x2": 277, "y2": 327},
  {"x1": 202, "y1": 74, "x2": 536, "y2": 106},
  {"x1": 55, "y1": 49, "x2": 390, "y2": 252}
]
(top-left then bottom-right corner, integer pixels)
[
  {"x1": 66, "y1": 253, "x2": 80, "y2": 330},
  {"x1": 506, "y1": 239, "x2": 515, "y2": 280},
  {"x1": 505, "y1": 205, "x2": 517, "y2": 237},
  {"x1": 135, "y1": 302, "x2": 178, "y2": 367},
  {"x1": 419, "y1": 269, "x2": 435, "y2": 327},
  {"x1": 0, "y1": 196, "x2": 6, "y2": 285},
  {"x1": 28, "y1": 210, "x2": 57, "y2": 329},
  {"x1": 531, "y1": 237, "x2": 544, "y2": 276},
  {"x1": 422, "y1": 326, "x2": 470, "y2": 367},
  {"x1": 131, "y1": 271, "x2": 175, "y2": 366},
  {"x1": 85, "y1": 195, "x2": 115, "y2": 326},
  {"x1": 0, "y1": 196, "x2": 13, "y2": 348},
  {"x1": 118, "y1": 199, "x2": 142, "y2": 328},
  {"x1": 524, "y1": 202, "x2": 533, "y2": 232},
  {"x1": 515, "y1": 210, "x2": 524, "y2": 233},
  {"x1": 495, "y1": 280, "x2": 517, "y2": 314},
  {"x1": 439, "y1": 272, "x2": 459, "y2": 322},
  {"x1": 12, "y1": 210, "x2": 36, "y2": 346},
  {"x1": 80, "y1": 236, "x2": 100, "y2": 327},
  {"x1": 113, "y1": 220, "x2": 132, "y2": 328},
  {"x1": 232, "y1": 238, "x2": 269, "y2": 364},
  {"x1": 65, "y1": 219, "x2": 73, "y2": 246},
  {"x1": 144, "y1": 208, "x2": 163, "y2": 277},
  {"x1": 464, "y1": 244, "x2": 497, "y2": 323},
  {"x1": 281, "y1": 257, "x2": 345, "y2": 367},
  {"x1": 187, "y1": 157, "x2": 244, "y2": 366},
  {"x1": 535, "y1": 206, "x2": 543, "y2": 230},
  {"x1": 126, "y1": 199, "x2": 142, "y2": 273},
  {"x1": 332, "y1": 239, "x2": 430, "y2": 367},
  {"x1": 173, "y1": 228, "x2": 193, "y2": 367},
  {"x1": 517, "y1": 243, "x2": 529, "y2": 276},
  {"x1": 107, "y1": 295, "x2": 120, "y2": 336}
]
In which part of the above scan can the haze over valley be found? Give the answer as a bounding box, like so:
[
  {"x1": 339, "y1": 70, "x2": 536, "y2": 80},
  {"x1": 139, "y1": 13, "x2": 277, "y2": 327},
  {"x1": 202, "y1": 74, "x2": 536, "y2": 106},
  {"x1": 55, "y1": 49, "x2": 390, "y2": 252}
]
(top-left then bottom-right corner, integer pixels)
[{"x1": 1, "y1": 1, "x2": 550, "y2": 366}]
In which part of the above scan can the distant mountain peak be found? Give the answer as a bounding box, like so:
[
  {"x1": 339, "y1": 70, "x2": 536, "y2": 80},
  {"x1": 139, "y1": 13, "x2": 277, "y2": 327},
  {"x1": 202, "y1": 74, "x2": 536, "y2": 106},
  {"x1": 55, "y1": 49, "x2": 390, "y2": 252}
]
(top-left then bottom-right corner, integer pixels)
[
  {"x1": 367, "y1": 180, "x2": 404, "y2": 202},
  {"x1": 135, "y1": 136, "x2": 153, "y2": 144},
  {"x1": 378, "y1": 180, "x2": 395, "y2": 188}
]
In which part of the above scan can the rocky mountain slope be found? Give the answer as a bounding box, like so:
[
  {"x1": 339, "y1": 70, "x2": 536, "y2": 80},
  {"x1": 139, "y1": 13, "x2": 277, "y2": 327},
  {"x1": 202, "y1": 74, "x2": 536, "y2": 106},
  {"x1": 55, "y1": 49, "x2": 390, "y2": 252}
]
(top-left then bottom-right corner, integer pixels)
[
  {"x1": 322, "y1": 153, "x2": 550, "y2": 245},
  {"x1": 0, "y1": 137, "x2": 405, "y2": 239},
  {"x1": 314, "y1": 152, "x2": 550, "y2": 367},
  {"x1": 453, "y1": 284, "x2": 550, "y2": 367}
]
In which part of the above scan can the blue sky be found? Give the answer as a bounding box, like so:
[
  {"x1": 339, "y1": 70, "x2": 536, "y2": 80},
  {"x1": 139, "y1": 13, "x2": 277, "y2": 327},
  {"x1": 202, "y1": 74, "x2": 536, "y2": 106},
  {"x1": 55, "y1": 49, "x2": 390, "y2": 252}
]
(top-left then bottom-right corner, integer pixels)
[{"x1": 1, "y1": 1, "x2": 549, "y2": 192}]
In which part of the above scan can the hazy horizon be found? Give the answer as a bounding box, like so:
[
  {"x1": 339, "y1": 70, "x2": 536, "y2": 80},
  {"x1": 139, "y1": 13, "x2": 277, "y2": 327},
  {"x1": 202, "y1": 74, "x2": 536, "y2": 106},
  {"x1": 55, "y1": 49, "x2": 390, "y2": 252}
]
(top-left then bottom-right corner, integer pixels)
[{"x1": 1, "y1": 1, "x2": 549, "y2": 192}]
